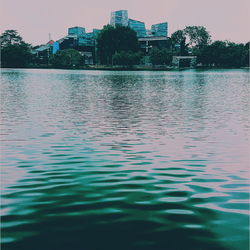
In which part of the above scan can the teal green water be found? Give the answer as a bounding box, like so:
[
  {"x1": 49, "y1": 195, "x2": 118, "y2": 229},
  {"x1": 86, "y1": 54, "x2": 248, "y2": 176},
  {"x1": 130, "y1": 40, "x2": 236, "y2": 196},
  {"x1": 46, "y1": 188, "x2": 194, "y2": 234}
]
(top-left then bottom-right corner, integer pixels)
[{"x1": 1, "y1": 69, "x2": 249, "y2": 250}]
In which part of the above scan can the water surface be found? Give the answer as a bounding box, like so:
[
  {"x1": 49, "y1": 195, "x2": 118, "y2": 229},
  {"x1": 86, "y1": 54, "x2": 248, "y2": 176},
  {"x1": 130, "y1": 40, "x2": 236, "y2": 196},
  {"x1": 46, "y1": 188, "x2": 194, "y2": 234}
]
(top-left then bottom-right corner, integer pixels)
[{"x1": 1, "y1": 69, "x2": 249, "y2": 250}]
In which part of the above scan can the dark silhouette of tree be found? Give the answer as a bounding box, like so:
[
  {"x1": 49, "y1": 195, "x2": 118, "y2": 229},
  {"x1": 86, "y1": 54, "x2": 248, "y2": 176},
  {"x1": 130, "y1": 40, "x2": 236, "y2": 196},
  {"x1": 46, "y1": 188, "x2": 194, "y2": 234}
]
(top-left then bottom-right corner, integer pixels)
[
  {"x1": 171, "y1": 30, "x2": 188, "y2": 56},
  {"x1": 171, "y1": 26, "x2": 211, "y2": 56},
  {"x1": 96, "y1": 25, "x2": 139, "y2": 65},
  {"x1": 50, "y1": 49, "x2": 84, "y2": 68},
  {"x1": 149, "y1": 48, "x2": 173, "y2": 65},
  {"x1": 198, "y1": 41, "x2": 249, "y2": 67},
  {"x1": 1, "y1": 30, "x2": 32, "y2": 67},
  {"x1": 184, "y1": 26, "x2": 211, "y2": 49},
  {"x1": 113, "y1": 51, "x2": 143, "y2": 66},
  {"x1": 1, "y1": 30, "x2": 24, "y2": 47}
]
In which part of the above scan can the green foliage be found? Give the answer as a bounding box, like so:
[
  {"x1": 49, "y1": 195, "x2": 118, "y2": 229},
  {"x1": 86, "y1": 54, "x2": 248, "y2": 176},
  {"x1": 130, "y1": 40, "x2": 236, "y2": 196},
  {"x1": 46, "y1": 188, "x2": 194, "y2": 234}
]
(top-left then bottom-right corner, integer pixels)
[
  {"x1": 113, "y1": 51, "x2": 143, "y2": 66},
  {"x1": 171, "y1": 30, "x2": 188, "y2": 56},
  {"x1": 198, "y1": 41, "x2": 249, "y2": 67},
  {"x1": 50, "y1": 49, "x2": 84, "y2": 68},
  {"x1": 1, "y1": 30, "x2": 32, "y2": 67},
  {"x1": 171, "y1": 30, "x2": 185, "y2": 46},
  {"x1": 149, "y1": 48, "x2": 173, "y2": 65},
  {"x1": 171, "y1": 26, "x2": 248, "y2": 67},
  {"x1": 184, "y1": 26, "x2": 211, "y2": 48},
  {"x1": 171, "y1": 26, "x2": 211, "y2": 55},
  {"x1": 96, "y1": 25, "x2": 139, "y2": 65},
  {"x1": 1, "y1": 44, "x2": 33, "y2": 68},
  {"x1": 1, "y1": 30, "x2": 24, "y2": 47},
  {"x1": 244, "y1": 42, "x2": 250, "y2": 66}
]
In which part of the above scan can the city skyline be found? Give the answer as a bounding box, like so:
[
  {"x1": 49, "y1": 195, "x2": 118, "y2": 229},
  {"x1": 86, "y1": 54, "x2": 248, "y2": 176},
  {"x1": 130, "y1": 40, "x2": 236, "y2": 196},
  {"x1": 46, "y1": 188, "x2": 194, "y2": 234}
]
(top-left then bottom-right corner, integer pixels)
[{"x1": 1, "y1": 0, "x2": 250, "y2": 45}]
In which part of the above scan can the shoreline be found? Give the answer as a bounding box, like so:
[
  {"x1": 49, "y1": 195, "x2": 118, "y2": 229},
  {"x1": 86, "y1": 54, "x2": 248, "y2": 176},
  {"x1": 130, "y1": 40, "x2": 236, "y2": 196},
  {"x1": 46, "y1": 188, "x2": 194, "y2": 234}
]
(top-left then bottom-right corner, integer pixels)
[{"x1": 1, "y1": 65, "x2": 249, "y2": 71}]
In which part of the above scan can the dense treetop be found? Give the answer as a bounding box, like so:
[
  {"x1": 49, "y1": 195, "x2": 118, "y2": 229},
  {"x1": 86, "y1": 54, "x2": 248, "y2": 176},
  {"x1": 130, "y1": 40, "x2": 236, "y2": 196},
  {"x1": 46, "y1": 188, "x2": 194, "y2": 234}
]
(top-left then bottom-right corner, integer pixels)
[
  {"x1": 1, "y1": 30, "x2": 32, "y2": 67},
  {"x1": 96, "y1": 25, "x2": 139, "y2": 65},
  {"x1": 198, "y1": 41, "x2": 249, "y2": 67},
  {"x1": 50, "y1": 49, "x2": 84, "y2": 68},
  {"x1": 1, "y1": 30, "x2": 25, "y2": 47},
  {"x1": 171, "y1": 26, "x2": 211, "y2": 56}
]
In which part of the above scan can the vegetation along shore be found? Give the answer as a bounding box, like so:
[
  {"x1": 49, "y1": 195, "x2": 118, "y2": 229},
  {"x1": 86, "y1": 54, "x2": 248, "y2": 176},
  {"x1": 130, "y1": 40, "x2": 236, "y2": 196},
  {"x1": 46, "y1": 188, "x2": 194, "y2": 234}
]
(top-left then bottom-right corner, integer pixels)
[{"x1": 1, "y1": 26, "x2": 249, "y2": 70}]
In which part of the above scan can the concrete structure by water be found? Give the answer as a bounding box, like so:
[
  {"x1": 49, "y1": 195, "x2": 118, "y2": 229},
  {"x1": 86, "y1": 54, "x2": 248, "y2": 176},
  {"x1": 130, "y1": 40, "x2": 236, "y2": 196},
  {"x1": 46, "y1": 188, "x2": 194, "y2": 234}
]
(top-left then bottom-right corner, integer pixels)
[{"x1": 172, "y1": 56, "x2": 197, "y2": 68}]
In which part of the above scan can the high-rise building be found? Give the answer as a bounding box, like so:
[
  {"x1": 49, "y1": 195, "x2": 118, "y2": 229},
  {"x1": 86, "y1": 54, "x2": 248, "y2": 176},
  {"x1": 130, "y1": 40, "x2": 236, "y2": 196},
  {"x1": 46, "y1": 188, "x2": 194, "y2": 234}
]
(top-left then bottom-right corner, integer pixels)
[
  {"x1": 78, "y1": 34, "x2": 93, "y2": 47},
  {"x1": 146, "y1": 29, "x2": 153, "y2": 37},
  {"x1": 151, "y1": 22, "x2": 168, "y2": 37},
  {"x1": 92, "y1": 29, "x2": 101, "y2": 38},
  {"x1": 110, "y1": 10, "x2": 128, "y2": 27},
  {"x1": 128, "y1": 19, "x2": 146, "y2": 37},
  {"x1": 68, "y1": 27, "x2": 86, "y2": 36}
]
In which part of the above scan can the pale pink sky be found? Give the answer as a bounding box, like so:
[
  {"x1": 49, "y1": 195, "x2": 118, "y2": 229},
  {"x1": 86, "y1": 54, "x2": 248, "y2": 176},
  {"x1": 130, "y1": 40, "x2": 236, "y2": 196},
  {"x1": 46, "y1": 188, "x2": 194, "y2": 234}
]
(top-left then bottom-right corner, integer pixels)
[{"x1": 1, "y1": 0, "x2": 250, "y2": 45}]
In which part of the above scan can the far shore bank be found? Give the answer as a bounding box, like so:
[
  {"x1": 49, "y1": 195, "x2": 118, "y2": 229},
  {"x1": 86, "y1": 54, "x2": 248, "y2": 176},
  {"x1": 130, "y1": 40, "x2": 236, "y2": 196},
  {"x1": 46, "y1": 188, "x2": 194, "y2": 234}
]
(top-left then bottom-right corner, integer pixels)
[{"x1": 1, "y1": 65, "x2": 249, "y2": 71}]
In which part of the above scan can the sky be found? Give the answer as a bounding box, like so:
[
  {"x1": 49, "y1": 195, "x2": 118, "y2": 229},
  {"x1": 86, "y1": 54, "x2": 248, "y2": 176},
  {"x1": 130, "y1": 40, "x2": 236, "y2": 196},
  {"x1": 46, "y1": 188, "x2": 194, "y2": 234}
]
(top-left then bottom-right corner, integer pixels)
[{"x1": 1, "y1": 0, "x2": 250, "y2": 45}]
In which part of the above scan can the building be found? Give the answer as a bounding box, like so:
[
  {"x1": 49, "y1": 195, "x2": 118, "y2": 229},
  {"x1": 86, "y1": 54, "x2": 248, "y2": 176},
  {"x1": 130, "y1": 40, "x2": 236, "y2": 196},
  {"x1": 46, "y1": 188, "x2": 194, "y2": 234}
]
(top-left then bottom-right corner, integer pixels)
[
  {"x1": 52, "y1": 42, "x2": 60, "y2": 54},
  {"x1": 110, "y1": 10, "x2": 168, "y2": 39},
  {"x1": 78, "y1": 33, "x2": 94, "y2": 47},
  {"x1": 33, "y1": 10, "x2": 170, "y2": 65},
  {"x1": 146, "y1": 29, "x2": 153, "y2": 37},
  {"x1": 128, "y1": 19, "x2": 146, "y2": 37},
  {"x1": 138, "y1": 36, "x2": 171, "y2": 54},
  {"x1": 110, "y1": 10, "x2": 128, "y2": 27},
  {"x1": 151, "y1": 22, "x2": 168, "y2": 37},
  {"x1": 68, "y1": 27, "x2": 85, "y2": 36},
  {"x1": 32, "y1": 41, "x2": 54, "y2": 64},
  {"x1": 33, "y1": 27, "x2": 100, "y2": 65},
  {"x1": 59, "y1": 36, "x2": 78, "y2": 50},
  {"x1": 92, "y1": 29, "x2": 101, "y2": 38}
]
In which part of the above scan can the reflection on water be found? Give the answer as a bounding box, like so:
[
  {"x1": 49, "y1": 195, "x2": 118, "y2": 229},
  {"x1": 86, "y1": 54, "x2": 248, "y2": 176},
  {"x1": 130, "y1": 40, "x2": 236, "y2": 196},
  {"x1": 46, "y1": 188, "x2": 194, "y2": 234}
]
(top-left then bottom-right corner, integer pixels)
[{"x1": 1, "y1": 69, "x2": 249, "y2": 250}]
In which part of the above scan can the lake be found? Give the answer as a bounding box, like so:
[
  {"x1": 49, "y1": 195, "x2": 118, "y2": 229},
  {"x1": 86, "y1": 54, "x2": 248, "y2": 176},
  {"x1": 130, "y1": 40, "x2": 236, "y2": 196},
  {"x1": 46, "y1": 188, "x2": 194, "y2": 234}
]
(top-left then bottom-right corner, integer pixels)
[{"x1": 1, "y1": 68, "x2": 249, "y2": 250}]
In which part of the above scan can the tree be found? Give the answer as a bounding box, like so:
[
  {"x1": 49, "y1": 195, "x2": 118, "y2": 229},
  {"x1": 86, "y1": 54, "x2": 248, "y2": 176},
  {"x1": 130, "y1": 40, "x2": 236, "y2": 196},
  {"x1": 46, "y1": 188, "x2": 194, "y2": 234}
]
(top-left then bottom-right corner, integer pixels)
[
  {"x1": 184, "y1": 26, "x2": 211, "y2": 49},
  {"x1": 113, "y1": 51, "x2": 143, "y2": 66},
  {"x1": 0, "y1": 30, "x2": 24, "y2": 47},
  {"x1": 198, "y1": 40, "x2": 249, "y2": 67},
  {"x1": 171, "y1": 26, "x2": 211, "y2": 55},
  {"x1": 149, "y1": 48, "x2": 173, "y2": 65},
  {"x1": 243, "y1": 42, "x2": 250, "y2": 66},
  {"x1": 1, "y1": 43, "x2": 32, "y2": 68},
  {"x1": 171, "y1": 30, "x2": 185, "y2": 46},
  {"x1": 171, "y1": 30, "x2": 188, "y2": 56},
  {"x1": 1, "y1": 30, "x2": 32, "y2": 67},
  {"x1": 50, "y1": 49, "x2": 84, "y2": 68},
  {"x1": 96, "y1": 25, "x2": 139, "y2": 65}
]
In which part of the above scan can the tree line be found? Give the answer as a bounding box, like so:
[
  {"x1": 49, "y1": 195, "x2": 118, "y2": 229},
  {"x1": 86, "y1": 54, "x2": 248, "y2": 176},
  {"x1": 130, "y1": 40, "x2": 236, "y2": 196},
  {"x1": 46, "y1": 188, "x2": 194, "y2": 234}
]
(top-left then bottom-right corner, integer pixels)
[
  {"x1": 1, "y1": 27, "x2": 249, "y2": 68},
  {"x1": 1, "y1": 30, "x2": 32, "y2": 68}
]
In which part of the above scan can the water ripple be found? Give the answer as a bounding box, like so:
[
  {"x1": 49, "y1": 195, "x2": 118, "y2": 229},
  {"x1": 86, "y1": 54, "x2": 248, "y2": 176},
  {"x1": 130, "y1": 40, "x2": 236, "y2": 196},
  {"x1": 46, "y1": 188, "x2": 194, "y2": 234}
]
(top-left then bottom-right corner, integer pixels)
[{"x1": 1, "y1": 69, "x2": 249, "y2": 250}]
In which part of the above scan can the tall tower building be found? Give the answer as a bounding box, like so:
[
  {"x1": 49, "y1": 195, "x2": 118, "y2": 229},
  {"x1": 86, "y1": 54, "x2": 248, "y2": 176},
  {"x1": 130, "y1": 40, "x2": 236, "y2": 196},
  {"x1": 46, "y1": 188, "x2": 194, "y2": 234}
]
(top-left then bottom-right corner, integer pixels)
[
  {"x1": 110, "y1": 10, "x2": 129, "y2": 27},
  {"x1": 128, "y1": 19, "x2": 146, "y2": 37},
  {"x1": 151, "y1": 22, "x2": 168, "y2": 37},
  {"x1": 68, "y1": 27, "x2": 86, "y2": 37}
]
